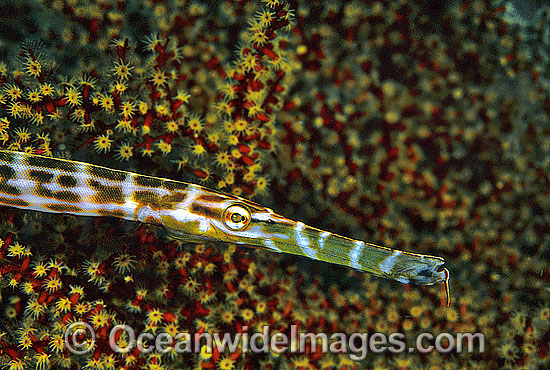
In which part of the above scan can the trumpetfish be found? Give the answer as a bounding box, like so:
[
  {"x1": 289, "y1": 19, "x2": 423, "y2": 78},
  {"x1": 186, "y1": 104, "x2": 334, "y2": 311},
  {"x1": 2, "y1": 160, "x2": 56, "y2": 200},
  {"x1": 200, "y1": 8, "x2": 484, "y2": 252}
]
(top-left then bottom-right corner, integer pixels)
[{"x1": 0, "y1": 150, "x2": 450, "y2": 304}]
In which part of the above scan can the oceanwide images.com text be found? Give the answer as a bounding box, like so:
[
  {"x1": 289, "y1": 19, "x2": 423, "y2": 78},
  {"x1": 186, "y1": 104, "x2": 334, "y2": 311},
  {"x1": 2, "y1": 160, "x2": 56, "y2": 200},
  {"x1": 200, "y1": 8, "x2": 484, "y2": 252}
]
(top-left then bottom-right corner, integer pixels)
[{"x1": 65, "y1": 322, "x2": 485, "y2": 361}]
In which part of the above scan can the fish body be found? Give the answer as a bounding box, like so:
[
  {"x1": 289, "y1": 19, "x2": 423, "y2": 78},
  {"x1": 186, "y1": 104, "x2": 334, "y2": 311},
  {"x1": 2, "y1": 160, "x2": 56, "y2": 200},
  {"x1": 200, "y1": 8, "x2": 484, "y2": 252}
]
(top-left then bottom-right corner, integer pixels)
[{"x1": 0, "y1": 150, "x2": 450, "y2": 302}]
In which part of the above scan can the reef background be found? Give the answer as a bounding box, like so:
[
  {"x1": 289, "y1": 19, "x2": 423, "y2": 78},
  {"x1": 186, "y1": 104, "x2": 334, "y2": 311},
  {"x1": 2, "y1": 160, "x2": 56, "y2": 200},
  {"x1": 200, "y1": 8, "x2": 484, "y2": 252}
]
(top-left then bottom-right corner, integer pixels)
[{"x1": 1, "y1": 0, "x2": 550, "y2": 369}]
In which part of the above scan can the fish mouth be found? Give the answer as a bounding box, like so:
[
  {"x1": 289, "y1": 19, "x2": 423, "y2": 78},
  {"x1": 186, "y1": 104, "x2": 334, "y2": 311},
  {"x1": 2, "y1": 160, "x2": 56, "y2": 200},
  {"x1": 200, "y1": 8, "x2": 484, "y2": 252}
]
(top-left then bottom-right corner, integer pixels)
[
  {"x1": 404, "y1": 263, "x2": 450, "y2": 305},
  {"x1": 405, "y1": 260, "x2": 448, "y2": 285}
]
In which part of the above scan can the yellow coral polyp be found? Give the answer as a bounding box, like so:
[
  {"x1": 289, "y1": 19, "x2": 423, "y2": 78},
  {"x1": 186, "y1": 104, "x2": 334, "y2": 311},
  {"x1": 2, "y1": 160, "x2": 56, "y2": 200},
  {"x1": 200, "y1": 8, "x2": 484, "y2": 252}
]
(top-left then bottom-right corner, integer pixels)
[
  {"x1": 3, "y1": 84, "x2": 22, "y2": 101},
  {"x1": 34, "y1": 352, "x2": 51, "y2": 370},
  {"x1": 227, "y1": 135, "x2": 239, "y2": 146},
  {"x1": 146, "y1": 308, "x2": 164, "y2": 326},
  {"x1": 175, "y1": 89, "x2": 191, "y2": 103},
  {"x1": 150, "y1": 69, "x2": 168, "y2": 87},
  {"x1": 190, "y1": 143, "x2": 206, "y2": 156},
  {"x1": 144, "y1": 33, "x2": 161, "y2": 52},
  {"x1": 215, "y1": 100, "x2": 234, "y2": 117},
  {"x1": 111, "y1": 59, "x2": 134, "y2": 81},
  {"x1": 182, "y1": 278, "x2": 200, "y2": 294},
  {"x1": 220, "y1": 83, "x2": 238, "y2": 100},
  {"x1": 498, "y1": 340, "x2": 519, "y2": 362},
  {"x1": 198, "y1": 344, "x2": 213, "y2": 360},
  {"x1": 240, "y1": 53, "x2": 258, "y2": 72},
  {"x1": 112, "y1": 80, "x2": 128, "y2": 94},
  {"x1": 231, "y1": 148, "x2": 241, "y2": 159},
  {"x1": 255, "y1": 177, "x2": 269, "y2": 194},
  {"x1": 55, "y1": 297, "x2": 72, "y2": 314},
  {"x1": 214, "y1": 153, "x2": 230, "y2": 170},
  {"x1": 510, "y1": 311, "x2": 527, "y2": 333},
  {"x1": 27, "y1": 89, "x2": 42, "y2": 103},
  {"x1": 251, "y1": 30, "x2": 269, "y2": 46},
  {"x1": 100, "y1": 94, "x2": 115, "y2": 112},
  {"x1": 7, "y1": 101, "x2": 24, "y2": 119},
  {"x1": 445, "y1": 307, "x2": 459, "y2": 322},
  {"x1": 114, "y1": 118, "x2": 133, "y2": 133},
  {"x1": 156, "y1": 140, "x2": 172, "y2": 155},
  {"x1": 120, "y1": 101, "x2": 136, "y2": 119},
  {"x1": 206, "y1": 130, "x2": 222, "y2": 144},
  {"x1": 384, "y1": 110, "x2": 400, "y2": 123},
  {"x1": 247, "y1": 104, "x2": 264, "y2": 118},
  {"x1": 24, "y1": 58, "x2": 42, "y2": 78},
  {"x1": 43, "y1": 276, "x2": 62, "y2": 293},
  {"x1": 187, "y1": 115, "x2": 204, "y2": 133},
  {"x1": 241, "y1": 308, "x2": 254, "y2": 322},
  {"x1": 94, "y1": 134, "x2": 113, "y2": 153},
  {"x1": 30, "y1": 111, "x2": 44, "y2": 125},
  {"x1": 32, "y1": 262, "x2": 48, "y2": 277},
  {"x1": 155, "y1": 102, "x2": 170, "y2": 116},
  {"x1": 217, "y1": 355, "x2": 236, "y2": 370},
  {"x1": 243, "y1": 171, "x2": 256, "y2": 182}
]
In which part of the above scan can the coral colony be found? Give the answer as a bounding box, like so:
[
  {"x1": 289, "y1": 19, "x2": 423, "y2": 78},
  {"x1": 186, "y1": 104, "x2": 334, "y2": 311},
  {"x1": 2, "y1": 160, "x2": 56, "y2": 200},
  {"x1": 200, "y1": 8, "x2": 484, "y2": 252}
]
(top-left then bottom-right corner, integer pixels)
[{"x1": 0, "y1": 0, "x2": 550, "y2": 369}]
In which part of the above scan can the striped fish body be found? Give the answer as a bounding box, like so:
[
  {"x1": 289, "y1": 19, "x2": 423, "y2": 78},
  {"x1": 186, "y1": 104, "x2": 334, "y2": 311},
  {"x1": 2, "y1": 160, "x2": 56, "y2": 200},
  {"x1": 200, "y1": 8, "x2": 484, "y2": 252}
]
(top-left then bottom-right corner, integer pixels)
[
  {"x1": 0, "y1": 150, "x2": 449, "y2": 296},
  {"x1": 0, "y1": 150, "x2": 184, "y2": 225}
]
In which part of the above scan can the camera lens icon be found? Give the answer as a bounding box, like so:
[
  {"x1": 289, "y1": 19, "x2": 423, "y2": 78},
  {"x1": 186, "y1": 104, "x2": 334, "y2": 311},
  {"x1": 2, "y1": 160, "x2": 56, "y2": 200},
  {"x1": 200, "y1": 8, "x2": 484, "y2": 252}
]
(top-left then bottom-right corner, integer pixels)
[{"x1": 64, "y1": 321, "x2": 96, "y2": 355}]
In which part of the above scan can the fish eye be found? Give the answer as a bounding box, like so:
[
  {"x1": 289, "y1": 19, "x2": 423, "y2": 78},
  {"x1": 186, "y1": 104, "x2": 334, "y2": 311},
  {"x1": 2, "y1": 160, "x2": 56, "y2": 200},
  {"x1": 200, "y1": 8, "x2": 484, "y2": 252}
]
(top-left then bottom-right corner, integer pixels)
[{"x1": 222, "y1": 204, "x2": 251, "y2": 231}]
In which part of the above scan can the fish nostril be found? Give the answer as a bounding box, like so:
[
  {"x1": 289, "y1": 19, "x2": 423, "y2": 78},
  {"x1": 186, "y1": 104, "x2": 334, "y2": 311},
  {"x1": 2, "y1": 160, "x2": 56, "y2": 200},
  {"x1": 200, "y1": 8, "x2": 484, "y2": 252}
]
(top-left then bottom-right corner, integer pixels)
[{"x1": 418, "y1": 269, "x2": 433, "y2": 278}]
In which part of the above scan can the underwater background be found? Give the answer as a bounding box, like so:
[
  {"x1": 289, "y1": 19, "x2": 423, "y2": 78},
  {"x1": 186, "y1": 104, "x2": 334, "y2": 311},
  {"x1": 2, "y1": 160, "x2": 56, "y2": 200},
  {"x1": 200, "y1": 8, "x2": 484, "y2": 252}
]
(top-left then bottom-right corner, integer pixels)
[{"x1": 1, "y1": 0, "x2": 550, "y2": 369}]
